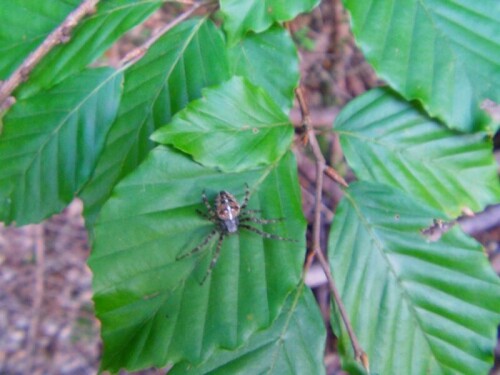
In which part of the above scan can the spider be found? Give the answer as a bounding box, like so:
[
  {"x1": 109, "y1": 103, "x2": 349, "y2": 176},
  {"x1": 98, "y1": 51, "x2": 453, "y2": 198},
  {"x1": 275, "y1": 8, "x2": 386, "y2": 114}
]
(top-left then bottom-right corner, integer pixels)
[{"x1": 176, "y1": 185, "x2": 296, "y2": 284}]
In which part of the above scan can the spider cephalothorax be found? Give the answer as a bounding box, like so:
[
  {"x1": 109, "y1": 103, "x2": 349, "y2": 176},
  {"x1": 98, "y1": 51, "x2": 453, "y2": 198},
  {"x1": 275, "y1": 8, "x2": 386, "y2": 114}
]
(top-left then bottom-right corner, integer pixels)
[{"x1": 176, "y1": 186, "x2": 296, "y2": 284}]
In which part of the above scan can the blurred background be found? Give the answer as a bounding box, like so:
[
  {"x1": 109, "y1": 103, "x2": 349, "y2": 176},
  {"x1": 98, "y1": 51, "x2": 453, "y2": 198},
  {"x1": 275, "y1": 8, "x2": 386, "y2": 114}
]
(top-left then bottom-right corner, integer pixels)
[{"x1": 1, "y1": 1, "x2": 499, "y2": 374}]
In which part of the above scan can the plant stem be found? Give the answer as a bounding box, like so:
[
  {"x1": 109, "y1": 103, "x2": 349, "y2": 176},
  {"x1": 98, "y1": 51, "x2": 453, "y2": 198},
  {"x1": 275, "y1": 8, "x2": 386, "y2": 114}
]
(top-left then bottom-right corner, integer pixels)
[{"x1": 295, "y1": 86, "x2": 368, "y2": 371}]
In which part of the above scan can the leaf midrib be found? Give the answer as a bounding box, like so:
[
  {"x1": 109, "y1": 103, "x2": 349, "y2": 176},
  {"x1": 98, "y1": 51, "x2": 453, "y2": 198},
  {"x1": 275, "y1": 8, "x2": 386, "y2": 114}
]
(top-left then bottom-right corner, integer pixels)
[
  {"x1": 16, "y1": 69, "x2": 120, "y2": 185},
  {"x1": 336, "y1": 128, "x2": 485, "y2": 175},
  {"x1": 344, "y1": 191, "x2": 443, "y2": 372}
]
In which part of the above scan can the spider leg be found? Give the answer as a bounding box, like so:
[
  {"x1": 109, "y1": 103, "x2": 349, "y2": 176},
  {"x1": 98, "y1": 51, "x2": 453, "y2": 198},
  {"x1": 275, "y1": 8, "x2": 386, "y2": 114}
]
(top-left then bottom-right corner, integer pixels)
[
  {"x1": 244, "y1": 209, "x2": 261, "y2": 214},
  {"x1": 240, "y1": 216, "x2": 284, "y2": 224},
  {"x1": 196, "y1": 209, "x2": 217, "y2": 222},
  {"x1": 200, "y1": 233, "x2": 225, "y2": 285},
  {"x1": 176, "y1": 229, "x2": 218, "y2": 260},
  {"x1": 240, "y1": 224, "x2": 297, "y2": 242},
  {"x1": 201, "y1": 190, "x2": 216, "y2": 217},
  {"x1": 240, "y1": 183, "x2": 251, "y2": 210}
]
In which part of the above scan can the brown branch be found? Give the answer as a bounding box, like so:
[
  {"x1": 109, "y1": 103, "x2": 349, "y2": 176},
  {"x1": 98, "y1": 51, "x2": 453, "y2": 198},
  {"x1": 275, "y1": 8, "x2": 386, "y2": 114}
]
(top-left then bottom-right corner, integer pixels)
[
  {"x1": 325, "y1": 165, "x2": 348, "y2": 188},
  {"x1": 296, "y1": 86, "x2": 367, "y2": 370},
  {"x1": 0, "y1": 0, "x2": 99, "y2": 109},
  {"x1": 120, "y1": 1, "x2": 217, "y2": 67},
  {"x1": 458, "y1": 204, "x2": 500, "y2": 235},
  {"x1": 315, "y1": 247, "x2": 369, "y2": 370},
  {"x1": 296, "y1": 87, "x2": 324, "y2": 258},
  {"x1": 289, "y1": 106, "x2": 339, "y2": 129}
]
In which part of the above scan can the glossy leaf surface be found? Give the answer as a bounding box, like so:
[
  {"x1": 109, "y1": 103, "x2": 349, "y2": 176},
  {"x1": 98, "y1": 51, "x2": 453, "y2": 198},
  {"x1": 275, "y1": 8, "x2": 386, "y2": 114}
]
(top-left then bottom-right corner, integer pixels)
[
  {"x1": 329, "y1": 182, "x2": 500, "y2": 375},
  {"x1": 344, "y1": 0, "x2": 500, "y2": 131},
  {"x1": 227, "y1": 25, "x2": 299, "y2": 112},
  {"x1": 220, "y1": 0, "x2": 320, "y2": 45},
  {"x1": 151, "y1": 76, "x2": 294, "y2": 173},
  {"x1": 89, "y1": 146, "x2": 305, "y2": 371},
  {"x1": 335, "y1": 88, "x2": 500, "y2": 217},
  {"x1": 80, "y1": 18, "x2": 229, "y2": 225},
  {"x1": 170, "y1": 284, "x2": 325, "y2": 374},
  {"x1": 0, "y1": 68, "x2": 122, "y2": 224}
]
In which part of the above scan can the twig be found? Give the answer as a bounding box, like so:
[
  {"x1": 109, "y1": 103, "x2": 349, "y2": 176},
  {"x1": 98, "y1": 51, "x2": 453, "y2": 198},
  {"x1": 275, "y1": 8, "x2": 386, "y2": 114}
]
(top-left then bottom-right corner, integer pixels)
[
  {"x1": 458, "y1": 204, "x2": 500, "y2": 235},
  {"x1": 315, "y1": 248, "x2": 368, "y2": 369},
  {"x1": 296, "y1": 87, "x2": 324, "y2": 258},
  {"x1": 325, "y1": 165, "x2": 348, "y2": 188},
  {"x1": 27, "y1": 224, "x2": 46, "y2": 373},
  {"x1": 296, "y1": 86, "x2": 368, "y2": 370},
  {"x1": 0, "y1": 0, "x2": 99, "y2": 109},
  {"x1": 120, "y1": 1, "x2": 217, "y2": 67},
  {"x1": 289, "y1": 106, "x2": 339, "y2": 129},
  {"x1": 301, "y1": 186, "x2": 334, "y2": 222}
]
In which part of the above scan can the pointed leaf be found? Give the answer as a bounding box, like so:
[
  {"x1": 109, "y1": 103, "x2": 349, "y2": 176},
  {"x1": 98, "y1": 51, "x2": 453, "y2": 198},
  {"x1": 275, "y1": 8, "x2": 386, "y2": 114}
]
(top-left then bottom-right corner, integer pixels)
[
  {"x1": 335, "y1": 88, "x2": 500, "y2": 217},
  {"x1": 170, "y1": 284, "x2": 325, "y2": 374},
  {"x1": 220, "y1": 0, "x2": 320, "y2": 45},
  {"x1": 0, "y1": 68, "x2": 122, "y2": 224},
  {"x1": 17, "y1": 0, "x2": 162, "y2": 98},
  {"x1": 80, "y1": 18, "x2": 229, "y2": 225},
  {"x1": 329, "y1": 182, "x2": 500, "y2": 375},
  {"x1": 344, "y1": 0, "x2": 500, "y2": 131},
  {"x1": 151, "y1": 76, "x2": 294, "y2": 173},
  {"x1": 88, "y1": 146, "x2": 305, "y2": 371},
  {"x1": 227, "y1": 25, "x2": 299, "y2": 112}
]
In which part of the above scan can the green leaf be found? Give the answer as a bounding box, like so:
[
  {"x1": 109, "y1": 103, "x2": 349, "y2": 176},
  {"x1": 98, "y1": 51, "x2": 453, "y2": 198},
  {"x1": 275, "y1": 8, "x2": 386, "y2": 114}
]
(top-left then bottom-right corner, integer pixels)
[
  {"x1": 0, "y1": 0, "x2": 80, "y2": 78},
  {"x1": 80, "y1": 18, "x2": 229, "y2": 226},
  {"x1": 88, "y1": 146, "x2": 306, "y2": 372},
  {"x1": 151, "y1": 76, "x2": 294, "y2": 173},
  {"x1": 169, "y1": 283, "x2": 325, "y2": 374},
  {"x1": 329, "y1": 181, "x2": 500, "y2": 375},
  {"x1": 335, "y1": 88, "x2": 500, "y2": 217},
  {"x1": 220, "y1": 0, "x2": 320, "y2": 45},
  {"x1": 344, "y1": 0, "x2": 500, "y2": 131},
  {"x1": 17, "y1": 0, "x2": 162, "y2": 98},
  {"x1": 227, "y1": 25, "x2": 299, "y2": 112},
  {"x1": 0, "y1": 68, "x2": 122, "y2": 225}
]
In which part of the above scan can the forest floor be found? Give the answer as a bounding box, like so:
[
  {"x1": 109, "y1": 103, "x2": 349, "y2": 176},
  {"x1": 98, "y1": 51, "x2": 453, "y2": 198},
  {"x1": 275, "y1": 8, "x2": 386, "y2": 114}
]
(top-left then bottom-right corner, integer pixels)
[{"x1": 1, "y1": 1, "x2": 499, "y2": 374}]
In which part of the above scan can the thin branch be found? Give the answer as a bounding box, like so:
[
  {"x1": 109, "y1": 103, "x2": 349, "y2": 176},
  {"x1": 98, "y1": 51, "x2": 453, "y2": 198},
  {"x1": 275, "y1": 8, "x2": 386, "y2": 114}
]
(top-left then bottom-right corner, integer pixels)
[
  {"x1": 315, "y1": 248, "x2": 369, "y2": 370},
  {"x1": 325, "y1": 165, "x2": 348, "y2": 188},
  {"x1": 296, "y1": 86, "x2": 367, "y2": 370},
  {"x1": 458, "y1": 204, "x2": 500, "y2": 235},
  {"x1": 289, "y1": 106, "x2": 339, "y2": 129},
  {"x1": 0, "y1": 0, "x2": 100, "y2": 109},
  {"x1": 296, "y1": 87, "x2": 324, "y2": 259},
  {"x1": 120, "y1": 1, "x2": 217, "y2": 67}
]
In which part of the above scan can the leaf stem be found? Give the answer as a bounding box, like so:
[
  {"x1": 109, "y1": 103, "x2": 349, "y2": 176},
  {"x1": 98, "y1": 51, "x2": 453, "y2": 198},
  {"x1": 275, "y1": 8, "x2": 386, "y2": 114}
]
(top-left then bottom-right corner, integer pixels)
[
  {"x1": 0, "y1": 0, "x2": 100, "y2": 110},
  {"x1": 295, "y1": 86, "x2": 367, "y2": 370}
]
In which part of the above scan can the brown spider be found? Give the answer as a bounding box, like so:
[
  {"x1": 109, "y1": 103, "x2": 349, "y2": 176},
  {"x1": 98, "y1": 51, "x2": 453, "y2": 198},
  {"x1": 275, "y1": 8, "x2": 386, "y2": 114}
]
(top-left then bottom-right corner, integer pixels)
[{"x1": 177, "y1": 185, "x2": 296, "y2": 284}]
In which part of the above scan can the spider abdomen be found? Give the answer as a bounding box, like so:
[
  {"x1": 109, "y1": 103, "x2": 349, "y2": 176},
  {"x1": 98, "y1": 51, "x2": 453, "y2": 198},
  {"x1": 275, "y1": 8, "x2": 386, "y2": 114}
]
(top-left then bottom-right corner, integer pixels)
[
  {"x1": 215, "y1": 191, "x2": 241, "y2": 234},
  {"x1": 222, "y1": 217, "x2": 239, "y2": 233}
]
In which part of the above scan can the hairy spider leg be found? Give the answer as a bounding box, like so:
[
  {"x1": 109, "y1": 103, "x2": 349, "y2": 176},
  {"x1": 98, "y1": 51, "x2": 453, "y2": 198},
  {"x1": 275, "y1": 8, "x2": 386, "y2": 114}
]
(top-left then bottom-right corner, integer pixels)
[
  {"x1": 200, "y1": 234, "x2": 225, "y2": 285},
  {"x1": 196, "y1": 209, "x2": 218, "y2": 223},
  {"x1": 201, "y1": 190, "x2": 217, "y2": 217},
  {"x1": 244, "y1": 209, "x2": 262, "y2": 214},
  {"x1": 240, "y1": 184, "x2": 251, "y2": 210},
  {"x1": 176, "y1": 229, "x2": 218, "y2": 260},
  {"x1": 239, "y1": 215, "x2": 284, "y2": 225},
  {"x1": 239, "y1": 224, "x2": 297, "y2": 242}
]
